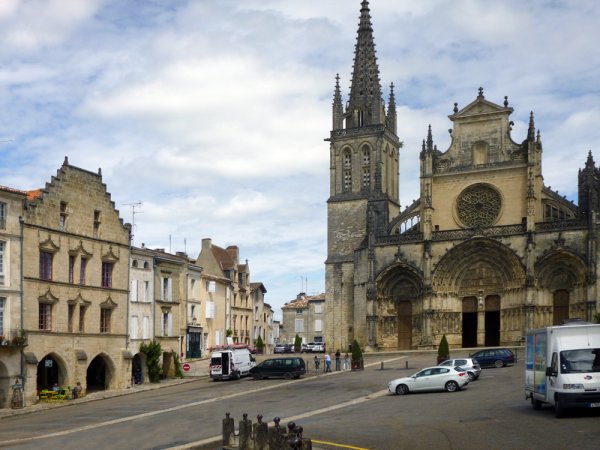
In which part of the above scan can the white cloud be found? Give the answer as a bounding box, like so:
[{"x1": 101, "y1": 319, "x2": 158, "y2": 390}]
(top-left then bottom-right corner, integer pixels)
[{"x1": 1, "y1": 0, "x2": 599, "y2": 313}]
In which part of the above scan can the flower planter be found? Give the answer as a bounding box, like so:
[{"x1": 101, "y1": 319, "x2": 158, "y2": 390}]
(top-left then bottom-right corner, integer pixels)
[{"x1": 351, "y1": 358, "x2": 364, "y2": 371}]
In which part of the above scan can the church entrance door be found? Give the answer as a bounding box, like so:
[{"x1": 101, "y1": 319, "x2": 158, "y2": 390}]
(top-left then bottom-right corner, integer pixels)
[
  {"x1": 397, "y1": 301, "x2": 412, "y2": 349},
  {"x1": 462, "y1": 297, "x2": 478, "y2": 348},
  {"x1": 484, "y1": 295, "x2": 500, "y2": 346},
  {"x1": 553, "y1": 290, "x2": 569, "y2": 325}
]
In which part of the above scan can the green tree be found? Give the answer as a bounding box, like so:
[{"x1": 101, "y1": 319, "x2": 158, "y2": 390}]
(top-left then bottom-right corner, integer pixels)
[
  {"x1": 294, "y1": 334, "x2": 302, "y2": 353},
  {"x1": 437, "y1": 334, "x2": 450, "y2": 363},
  {"x1": 226, "y1": 329, "x2": 233, "y2": 337},
  {"x1": 351, "y1": 339, "x2": 363, "y2": 361},
  {"x1": 255, "y1": 335, "x2": 265, "y2": 354},
  {"x1": 172, "y1": 351, "x2": 184, "y2": 378},
  {"x1": 140, "y1": 340, "x2": 162, "y2": 383}
]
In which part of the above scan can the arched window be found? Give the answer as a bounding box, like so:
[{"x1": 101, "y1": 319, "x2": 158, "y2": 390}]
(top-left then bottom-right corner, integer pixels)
[
  {"x1": 343, "y1": 149, "x2": 352, "y2": 192},
  {"x1": 362, "y1": 146, "x2": 371, "y2": 188}
]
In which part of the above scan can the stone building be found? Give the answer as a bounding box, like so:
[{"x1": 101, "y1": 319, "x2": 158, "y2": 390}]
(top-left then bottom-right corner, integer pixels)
[
  {"x1": 325, "y1": 1, "x2": 599, "y2": 352},
  {"x1": 281, "y1": 293, "x2": 326, "y2": 346},
  {"x1": 20, "y1": 158, "x2": 131, "y2": 405},
  {"x1": 0, "y1": 185, "x2": 27, "y2": 409},
  {"x1": 250, "y1": 282, "x2": 271, "y2": 353}
]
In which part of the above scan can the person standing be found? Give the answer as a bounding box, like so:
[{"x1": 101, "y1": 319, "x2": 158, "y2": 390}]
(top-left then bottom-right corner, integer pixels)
[
  {"x1": 335, "y1": 349, "x2": 341, "y2": 371},
  {"x1": 314, "y1": 354, "x2": 321, "y2": 372},
  {"x1": 344, "y1": 353, "x2": 350, "y2": 370},
  {"x1": 325, "y1": 353, "x2": 332, "y2": 372}
]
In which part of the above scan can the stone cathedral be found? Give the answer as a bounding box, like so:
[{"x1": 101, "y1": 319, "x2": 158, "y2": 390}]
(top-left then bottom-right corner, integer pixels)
[{"x1": 324, "y1": 1, "x2": 599, "y2": 351}]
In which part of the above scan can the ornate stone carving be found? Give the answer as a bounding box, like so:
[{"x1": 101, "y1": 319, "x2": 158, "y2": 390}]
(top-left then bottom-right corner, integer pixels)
[{"x1": 457, "y1": 184, "x2": 501, "y2": 227}]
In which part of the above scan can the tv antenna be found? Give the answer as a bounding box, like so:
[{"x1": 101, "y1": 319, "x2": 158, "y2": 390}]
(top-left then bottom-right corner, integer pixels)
[{"x1": 124, "y1": 201, "x2": 143, "y2": 245}]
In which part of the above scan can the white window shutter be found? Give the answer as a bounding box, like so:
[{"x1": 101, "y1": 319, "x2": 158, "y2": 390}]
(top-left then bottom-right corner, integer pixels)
[
  {"x1": 143, "y1": 316, "x2": 149, "y2": 339},
  {"x1": 167, "y1": 278, "x2": 172, "y2": 302},
  {"x1": 168, "y1": 313, "x2": 173, "y2": 336},
  {"x1": 315, "y1": 319, "x2": 322, "y2": 332},
  {"x1": 131, "y1": 280, "x2": 138, "y2": 302}
]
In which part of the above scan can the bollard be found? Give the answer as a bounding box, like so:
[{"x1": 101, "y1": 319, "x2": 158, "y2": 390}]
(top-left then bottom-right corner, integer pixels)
[
  {"x1": 254, "y1": 414, "x2": 269, "y2": 450},
  {"x1": 269, "y1": 416, "x2": 286, "y2": 450},
  {"x1": 380, "y1": 361, "x2": 384, "y2": 370},
  {"x1": 239, "y1": 413, "x2": 252, "y2": 450},
  {"x1": 223, "y1": 412, "x2": 235, "y2": 447}
]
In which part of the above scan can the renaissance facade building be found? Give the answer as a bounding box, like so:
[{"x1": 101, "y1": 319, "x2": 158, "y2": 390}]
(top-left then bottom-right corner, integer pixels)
[{"x1": 325, "y1": 1, "x2": 599, "y2": 351}]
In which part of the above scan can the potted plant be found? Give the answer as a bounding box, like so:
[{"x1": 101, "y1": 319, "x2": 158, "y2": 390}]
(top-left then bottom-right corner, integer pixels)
[
  {"x1": 350, "y1": 339, "x2": 364, "y2": 371},
  {"x1": 437, "y1": 334, "x2": 450, "y2": 364},
  {"x1": 255, "y1": 335, "x2": 265, "y2": 355},
  {"x1": 294, "y1": 334, "x2": 302, "y2": 353}
]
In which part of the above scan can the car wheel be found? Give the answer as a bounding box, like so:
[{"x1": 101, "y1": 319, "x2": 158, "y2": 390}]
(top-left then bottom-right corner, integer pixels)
[
  {"x1": 555, "y1": 396, "x2": 567, "y2": 418},
  {"x1": 531, "y1": 397, "x2": 542, "y2": 410},
  {"x1": 445, "y1": 380, "x2": 459, "y2": 392},
  {"x1": 467, "y1": 371, "x2": 476, "y2": 381},
  {"x1": 494, "y1": 360, "x2": 504, "y2": 368},
  {"x1": 235, "y1": 371, "x2": 241, "y2": 380},
  {"x1": 284, "y1": 372, "x2": 292, "y2": 379},
  {"x1": 395, "y1": 384, "x2": 409, "y2": 395}
]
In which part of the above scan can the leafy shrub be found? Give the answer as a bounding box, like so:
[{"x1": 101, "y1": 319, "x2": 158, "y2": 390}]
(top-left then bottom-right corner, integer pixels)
[{"x1": 140, "y1": 340, "x2": 162, "y2": 383}]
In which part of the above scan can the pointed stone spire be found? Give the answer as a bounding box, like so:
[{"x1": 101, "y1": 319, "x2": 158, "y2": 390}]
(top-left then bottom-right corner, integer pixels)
[
  {"x1": 527, "y1": 111, "x2": 535, "y2": 141},
  {"x1": 426, "y1": 124, "x2": 434, "y2": 152},
  {"x1": 332, "y1": 74, "x2": 344, "y2": 130},
  {"x1": 386, "y1": 82, "x2": 397, "y2": 133},
  {"x1": 347, "y1": 0, "x2": 383, "y2": 127},
  {"x1": 585, "y1": 150, "x2": 595, "y2": 169}
]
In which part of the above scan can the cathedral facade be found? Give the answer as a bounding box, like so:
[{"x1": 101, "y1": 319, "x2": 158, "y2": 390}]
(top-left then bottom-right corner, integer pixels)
[{"x1": 325, "y1": 1, "x2": 599, "y2": 351}]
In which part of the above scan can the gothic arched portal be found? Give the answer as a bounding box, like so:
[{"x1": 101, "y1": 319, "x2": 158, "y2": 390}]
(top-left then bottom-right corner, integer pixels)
[{"x1": 375, "y1": 263, "x2": 423, "y2": 350}]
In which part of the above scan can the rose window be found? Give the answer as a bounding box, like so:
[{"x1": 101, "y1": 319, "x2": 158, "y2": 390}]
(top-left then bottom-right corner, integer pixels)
[{"x1": 456, "y1": 184, "x2": 501, "y2": 227}]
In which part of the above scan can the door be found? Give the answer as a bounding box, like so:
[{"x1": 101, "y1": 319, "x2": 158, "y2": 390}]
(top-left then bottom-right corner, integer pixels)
[
  {"x1": 462, "y1": 297, "x2": 478, "y2": 348},
  {"x1": 484, "y1": 295, "x2": 500, "y2": 346},
  {"x1": 397, "y1": 301, "x2": 412, "y2": 349},
  {"x1": 553, "y1": 290, "x2": 569, "y2": 325}
]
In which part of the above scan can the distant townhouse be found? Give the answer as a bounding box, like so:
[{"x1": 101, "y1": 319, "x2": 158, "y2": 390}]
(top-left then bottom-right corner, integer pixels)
[
  {"x1": 250, "y1": 282, "x2": 269, "y2": 353},
  {"x1": 20, "y1": 159, "x2": 131, "y2": 406},
  {"x1": 281, "y1": 292, "x2": 326, "y2": 347},
  {"x1": 0, "y1": 185, "x2": 27, "y2": 409}
]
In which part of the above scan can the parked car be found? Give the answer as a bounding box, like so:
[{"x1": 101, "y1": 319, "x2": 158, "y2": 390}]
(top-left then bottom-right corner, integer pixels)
[
  {"x1": 470, "y1": 348, "x2": 515, "y2": 368},
  {"x1": 438, "y1": 358, "x2": 481, "y2": 380},
  {"x1": 250, "y1": 357, "x2": 306, "y2": 379},
  {"x1": 388, "y1": 366, "x2": 469, "y2": 395},
  {"x1": 274, "y1": 344, "x2": 287, "y2": 354},
  {"x1": 311, "y1": 343, "x2": 325, "y2": 353}
]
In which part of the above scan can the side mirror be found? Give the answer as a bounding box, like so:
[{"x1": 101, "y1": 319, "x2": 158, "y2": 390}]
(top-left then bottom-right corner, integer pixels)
[{"x1": 545, "y1": 367, "x2": 557, "y2": 377}]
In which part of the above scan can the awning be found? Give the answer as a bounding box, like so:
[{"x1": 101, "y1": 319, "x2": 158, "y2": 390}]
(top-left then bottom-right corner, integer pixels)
[{"x1": 24, "y1": 352, "x2": 38, "y2": 364}]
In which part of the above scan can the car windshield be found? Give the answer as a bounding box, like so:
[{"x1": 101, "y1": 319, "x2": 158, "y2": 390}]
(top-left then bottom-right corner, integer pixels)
[{"x1": 560, "y1": 348, "x2": 600, "y2": 373}]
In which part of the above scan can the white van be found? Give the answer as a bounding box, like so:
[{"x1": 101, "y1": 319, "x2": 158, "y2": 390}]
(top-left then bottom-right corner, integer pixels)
[
  {"x1": 525, "y1": 322, "x2": 600, "y2": 417},
  {"x1": 209, "y1": 346, "x2": 255, "y2": 381}
]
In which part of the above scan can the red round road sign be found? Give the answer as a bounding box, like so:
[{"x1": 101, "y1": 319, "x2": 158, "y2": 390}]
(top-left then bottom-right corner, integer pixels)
[{"x1": 182, "y1": 363, "x2": 191, "y2": 372}]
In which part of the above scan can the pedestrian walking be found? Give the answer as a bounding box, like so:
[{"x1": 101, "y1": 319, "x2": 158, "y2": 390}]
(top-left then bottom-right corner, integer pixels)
[
  {"x1": 344, "y1": 353, "x2": 350, "y2": 370},
  {"x1": 335, "y1": 349, "x2": 341, "y2": 371},
  {"x1": 314, "y1": 354, "x2": 321, "y2": 372},
  {"x1": 325, "y1": 353, "x2": 332, "y2": 372}
]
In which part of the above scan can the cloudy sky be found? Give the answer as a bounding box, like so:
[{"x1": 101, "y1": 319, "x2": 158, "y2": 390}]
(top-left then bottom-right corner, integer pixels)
[{"x1": 1, "y1": 0, "x2": 599, "y2": 317}]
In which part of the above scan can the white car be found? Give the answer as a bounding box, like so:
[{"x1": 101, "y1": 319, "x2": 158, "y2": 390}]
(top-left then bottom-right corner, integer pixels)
[
  {"x1": 438, "y1": 358, "x2": 482, "y2": 381},
  {"x1": 388, "y1": 366, "x2": 469, "y2": 395}
]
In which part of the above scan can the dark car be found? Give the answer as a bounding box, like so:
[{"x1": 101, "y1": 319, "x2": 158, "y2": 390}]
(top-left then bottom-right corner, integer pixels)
[
  {"x1": 470, "y1": 348, "x2": 515, "y2": 368},
  {"x1": 250, "y1": 357, "x2": 306, "y2": 379}
]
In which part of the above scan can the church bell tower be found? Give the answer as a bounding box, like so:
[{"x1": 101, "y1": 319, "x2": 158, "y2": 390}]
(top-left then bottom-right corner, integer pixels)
[{"x1": 325, "y1": 0, "x2": 401, "y2": 350}]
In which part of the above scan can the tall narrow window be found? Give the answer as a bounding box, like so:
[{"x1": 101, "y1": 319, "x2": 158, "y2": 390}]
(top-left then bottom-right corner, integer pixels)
[
  {"x1": 39, "y1": 303, "x2": 52, "y2": 330},
  {"x1": 39, "y1": 251, "x2": 53, "y2": 280},
  {"x1": 131, "y1": 279, "x2": 138, "y2": 302},
  {"x1": 68, "y1": 304, "x2": 75, "y2": 332},
  {"x1": 295, "y1": 318, "x2": 304, "y2": 332},
  {"x1": 0, "y1": 297, "x2": 5, "y2": 336},
  {"x1": 161, "y1": 277, "x2": 172, "y2": 302},
  {"x1": 68, "y1": 255, "x2": 75, "y2": 284},
  {"x1": 162, "y1": 311, "x2": 172, "y2": 336},
  {"x1": 102, "y1": 262, "x2": 113, "y2": 288},
  {"x1": 0, "y1": 202, "x2": 6, "y2": 229},
  {"x1": 142, "y1": 316, "x2": 149, "y2": 339},
  {"x1": 100, "y1": 308, "x2": 111, "y2": 333},
  {"x1": 80, "y1": 258, "x2": 87, "y2": 285},
  {"x1": 362, "y1": 148, "x2": 371, "y2": 188},
  {"x1": 144, "y1": 281, "x2": 150, "y2": 302},
  {"x1": 343, "y1": 149, "x2": 352, "y2": 192},
  {"x1": 0, "y1": 241, "x2": 5, "y2": 285},
  {"x1": 59, "y1": 201, "x2": 67, "y2": 231},
  {"x1": 131, "y1": 315, "x2": 139, "y2": 339},
  {"x1": 93, "y1": 210, "x2": 101, "y2": 238},
  {"x1": 79, "y1": 306, "x2": 86, "y2": 332}
]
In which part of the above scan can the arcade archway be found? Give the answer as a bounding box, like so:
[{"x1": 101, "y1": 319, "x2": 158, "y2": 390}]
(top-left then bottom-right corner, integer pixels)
[
  {"x1": 86, "y1": 354, "x2": 113, "y2": 391},
  {"x1": 37, "y1": 353, "x2": 66, "y2": 390}
]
